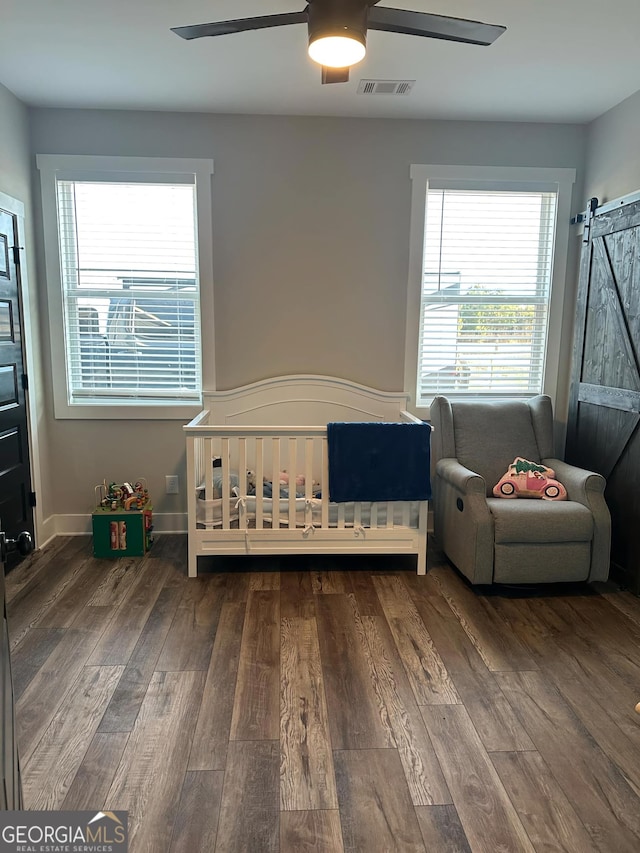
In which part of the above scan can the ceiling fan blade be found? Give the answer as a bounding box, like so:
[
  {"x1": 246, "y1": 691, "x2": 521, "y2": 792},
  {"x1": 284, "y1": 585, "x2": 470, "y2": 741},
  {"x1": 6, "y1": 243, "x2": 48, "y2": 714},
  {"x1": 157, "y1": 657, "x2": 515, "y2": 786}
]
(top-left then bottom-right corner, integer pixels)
[
  {"x1": 367, "y1": 7, "x2": 506, "y2": 46},
  {"x1": 172, "y1": 10, "x2": 308, "y2": 40},
  {"x1": 321, "y1": 66, "x2": 350, "y2": 84}
]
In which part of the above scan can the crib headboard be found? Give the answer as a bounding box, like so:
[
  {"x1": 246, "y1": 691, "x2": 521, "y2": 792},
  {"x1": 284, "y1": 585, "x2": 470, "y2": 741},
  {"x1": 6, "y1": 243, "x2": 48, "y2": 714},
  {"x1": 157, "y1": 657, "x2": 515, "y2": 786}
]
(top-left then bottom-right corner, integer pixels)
[{"x1": 202, "y1": 375, "x2": 410, "y2": 425}]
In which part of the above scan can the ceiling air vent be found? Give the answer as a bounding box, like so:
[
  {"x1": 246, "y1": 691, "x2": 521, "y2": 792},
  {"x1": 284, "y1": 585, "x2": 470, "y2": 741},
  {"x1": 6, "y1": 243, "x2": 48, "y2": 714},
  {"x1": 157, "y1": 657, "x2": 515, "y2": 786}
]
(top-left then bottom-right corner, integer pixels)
[{"x1": 357, "y1": 79, "x2": 415, "y2": 96}]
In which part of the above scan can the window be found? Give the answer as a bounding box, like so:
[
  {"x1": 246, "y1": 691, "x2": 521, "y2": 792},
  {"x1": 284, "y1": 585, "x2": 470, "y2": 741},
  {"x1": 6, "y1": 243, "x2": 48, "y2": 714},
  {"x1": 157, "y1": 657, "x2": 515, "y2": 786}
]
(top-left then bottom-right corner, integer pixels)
[
  {"x1": 405, "y1": 166, "x2": 575, "y2": 413},
  {"x1": 37, "y1": 156, "x2": 214, "y2": 419}
]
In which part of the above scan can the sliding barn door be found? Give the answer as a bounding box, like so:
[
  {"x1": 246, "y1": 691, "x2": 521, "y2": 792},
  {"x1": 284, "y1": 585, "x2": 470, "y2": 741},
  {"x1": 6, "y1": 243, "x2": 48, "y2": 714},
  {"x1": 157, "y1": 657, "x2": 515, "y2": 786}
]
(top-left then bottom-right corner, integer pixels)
[{"x1": 567, "y1": 195, "x2": 640, "y2": 593}]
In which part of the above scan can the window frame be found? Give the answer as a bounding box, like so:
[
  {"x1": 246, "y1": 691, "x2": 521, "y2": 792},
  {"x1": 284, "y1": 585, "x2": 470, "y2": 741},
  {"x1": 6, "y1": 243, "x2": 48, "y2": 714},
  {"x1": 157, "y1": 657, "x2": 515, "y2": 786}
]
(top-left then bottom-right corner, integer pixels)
[
  {"x1": 37, "y1": 154, "x2": 214, "y2": 420},
  {"x1": 404, "y1": 164, "x2": 576, "y2": 419}
]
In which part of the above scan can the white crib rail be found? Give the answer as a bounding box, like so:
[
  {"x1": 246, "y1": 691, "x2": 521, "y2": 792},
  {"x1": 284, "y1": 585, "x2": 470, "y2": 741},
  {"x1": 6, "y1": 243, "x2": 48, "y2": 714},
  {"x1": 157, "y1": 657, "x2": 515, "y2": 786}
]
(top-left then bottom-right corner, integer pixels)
[{"x1": 189, "y1": 424, "x2": 325, "y2": 507}]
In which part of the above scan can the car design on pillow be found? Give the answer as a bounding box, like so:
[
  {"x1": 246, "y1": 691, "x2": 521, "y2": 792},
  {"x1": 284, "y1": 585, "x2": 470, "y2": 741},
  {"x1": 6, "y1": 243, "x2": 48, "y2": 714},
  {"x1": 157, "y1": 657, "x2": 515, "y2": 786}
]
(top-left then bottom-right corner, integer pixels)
[{"x1": 493, "y1": 457, "x2": 567, "y2": 501}]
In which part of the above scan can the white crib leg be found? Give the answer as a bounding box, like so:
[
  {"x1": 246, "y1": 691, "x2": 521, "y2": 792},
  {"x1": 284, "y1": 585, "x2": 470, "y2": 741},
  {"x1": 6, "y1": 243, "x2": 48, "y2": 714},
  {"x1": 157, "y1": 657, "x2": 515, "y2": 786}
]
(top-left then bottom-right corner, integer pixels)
[
  {"x1": 188, "y1": 538, "x2": 198, "y2": 578},
  {"x1": 417, "y1": 501, "x2": 428, "y2": 575}
]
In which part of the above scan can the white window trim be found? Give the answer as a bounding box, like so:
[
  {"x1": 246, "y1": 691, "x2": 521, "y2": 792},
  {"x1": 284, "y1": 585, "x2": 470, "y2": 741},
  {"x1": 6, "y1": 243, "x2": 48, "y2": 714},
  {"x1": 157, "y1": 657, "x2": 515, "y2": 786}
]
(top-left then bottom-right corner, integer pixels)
[
  {"x1": 404, "y1": 164, "x2": 576, "y2": 419},
  {"x1": 36, "y1": 154, "x2": 215, "y2": 420}
]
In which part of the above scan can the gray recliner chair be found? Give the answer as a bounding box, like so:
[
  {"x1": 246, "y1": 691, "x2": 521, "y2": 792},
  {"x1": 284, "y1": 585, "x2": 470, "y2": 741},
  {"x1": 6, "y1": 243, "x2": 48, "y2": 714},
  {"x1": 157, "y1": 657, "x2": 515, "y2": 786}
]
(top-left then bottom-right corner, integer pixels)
[{"x1": 430, "y1": 395, "x2": 611, "y2": 585}]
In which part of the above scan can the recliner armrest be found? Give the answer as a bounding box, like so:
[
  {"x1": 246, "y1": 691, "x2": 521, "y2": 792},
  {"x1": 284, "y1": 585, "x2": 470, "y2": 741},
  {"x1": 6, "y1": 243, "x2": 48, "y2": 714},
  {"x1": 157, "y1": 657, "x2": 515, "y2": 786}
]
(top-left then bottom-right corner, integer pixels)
[
  {"x1": 434, "y1": 457, "x2": 494, "y2": 584},
  {"x1": 436, "y1": 458, "x2": 486, "y2": 495},
  {"x1": 543, "y1": 457, "x2": 610, "y2": 583},
  {"x1": 542, "y1": 458, "x2": 605, "y2": 504}
]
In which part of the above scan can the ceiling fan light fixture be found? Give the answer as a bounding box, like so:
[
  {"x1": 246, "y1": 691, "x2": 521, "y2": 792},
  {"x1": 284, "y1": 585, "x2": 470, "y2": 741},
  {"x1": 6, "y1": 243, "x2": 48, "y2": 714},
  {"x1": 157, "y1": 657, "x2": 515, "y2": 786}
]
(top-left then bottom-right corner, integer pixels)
[
  {"x1": 172, "y1": 2, "x2": 507, "y2": 86},
  {"x1": 308, "y1": 32, "x2": 366, "y2": 68}
]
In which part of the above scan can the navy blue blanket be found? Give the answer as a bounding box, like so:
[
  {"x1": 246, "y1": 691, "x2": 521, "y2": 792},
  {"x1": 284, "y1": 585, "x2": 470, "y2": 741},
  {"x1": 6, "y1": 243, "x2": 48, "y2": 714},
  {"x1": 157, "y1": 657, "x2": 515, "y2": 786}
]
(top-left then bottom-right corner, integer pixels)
[{"x1": 327, "y1": 421, "x2": 432, "y2": 503}]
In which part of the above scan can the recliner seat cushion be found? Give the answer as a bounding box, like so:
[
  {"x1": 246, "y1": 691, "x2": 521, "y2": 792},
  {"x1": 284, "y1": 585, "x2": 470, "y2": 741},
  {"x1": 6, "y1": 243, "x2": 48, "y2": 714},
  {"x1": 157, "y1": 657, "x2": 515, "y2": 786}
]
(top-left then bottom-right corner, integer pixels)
[
  {"x1": 488, "y1": 498, "x2": 593, "y2": 544},
  {"x1": 452, "y1": 401, "x2": 541, "y2": 496}
]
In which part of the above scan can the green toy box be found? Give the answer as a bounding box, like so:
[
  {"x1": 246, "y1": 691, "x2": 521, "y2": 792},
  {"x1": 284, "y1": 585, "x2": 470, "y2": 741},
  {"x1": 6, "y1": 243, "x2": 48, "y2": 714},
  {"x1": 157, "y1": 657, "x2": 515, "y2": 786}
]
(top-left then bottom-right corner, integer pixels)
[{"x1": 92, "y1": 507, "x2": 153, "y2": 558}]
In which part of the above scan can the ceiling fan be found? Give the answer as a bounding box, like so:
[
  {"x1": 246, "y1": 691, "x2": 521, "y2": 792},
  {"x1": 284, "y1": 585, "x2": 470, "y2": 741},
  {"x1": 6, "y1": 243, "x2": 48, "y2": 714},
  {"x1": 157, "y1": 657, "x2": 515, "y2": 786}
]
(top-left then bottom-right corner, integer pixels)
[{"x1": 171, "y1": 1, "x2": 506, "y2": 84}]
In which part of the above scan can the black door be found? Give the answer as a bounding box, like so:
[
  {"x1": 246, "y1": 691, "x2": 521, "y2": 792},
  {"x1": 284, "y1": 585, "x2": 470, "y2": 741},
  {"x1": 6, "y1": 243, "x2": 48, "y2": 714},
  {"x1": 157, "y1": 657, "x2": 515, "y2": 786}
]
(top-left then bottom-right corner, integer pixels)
[
  {"x1": 567, "y1": 195, "x2": 640, "y2": 593},
  {"x1": 0, "y1": 207, "x2": 34, "y2": 559},
  {"x1": 1, "y1": 529, "x2": 23, "y2": 808}
]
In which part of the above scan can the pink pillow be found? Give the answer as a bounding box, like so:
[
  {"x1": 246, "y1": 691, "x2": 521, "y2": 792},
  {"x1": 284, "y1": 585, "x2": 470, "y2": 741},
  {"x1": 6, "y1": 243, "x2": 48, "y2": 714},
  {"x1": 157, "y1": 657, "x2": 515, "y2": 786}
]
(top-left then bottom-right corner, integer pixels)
[{"x1": 493, "y1": 457, "x2": 567, "y2": 501}]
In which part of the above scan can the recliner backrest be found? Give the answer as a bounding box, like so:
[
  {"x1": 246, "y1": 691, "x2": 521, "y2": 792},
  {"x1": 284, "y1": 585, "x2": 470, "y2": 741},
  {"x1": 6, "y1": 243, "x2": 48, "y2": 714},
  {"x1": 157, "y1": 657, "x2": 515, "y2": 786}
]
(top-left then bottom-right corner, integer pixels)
[{"x1": 432, "y1": 395, "x2": 554, "y2": 497}]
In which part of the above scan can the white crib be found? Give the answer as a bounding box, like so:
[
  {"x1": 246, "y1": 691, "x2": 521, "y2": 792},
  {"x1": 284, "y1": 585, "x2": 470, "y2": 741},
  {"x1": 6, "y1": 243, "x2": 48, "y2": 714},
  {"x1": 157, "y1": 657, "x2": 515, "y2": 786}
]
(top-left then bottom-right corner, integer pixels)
[{"x1": 184, "y1": 375, "x2": 430, "y2": 577}]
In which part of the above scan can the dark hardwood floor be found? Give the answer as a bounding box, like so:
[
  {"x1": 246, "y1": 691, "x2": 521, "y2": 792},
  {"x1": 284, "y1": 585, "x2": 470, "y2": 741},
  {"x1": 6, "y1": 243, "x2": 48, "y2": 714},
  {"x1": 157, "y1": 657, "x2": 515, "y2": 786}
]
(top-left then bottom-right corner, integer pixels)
[{"x1": 6, "y1": 534, "x2": 640, "y2": 852}]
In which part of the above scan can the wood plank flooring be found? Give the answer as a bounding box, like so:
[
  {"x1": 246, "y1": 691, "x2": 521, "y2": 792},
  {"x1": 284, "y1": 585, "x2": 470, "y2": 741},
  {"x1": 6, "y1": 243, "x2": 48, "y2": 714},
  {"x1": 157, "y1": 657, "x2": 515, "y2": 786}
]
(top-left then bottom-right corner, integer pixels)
[{"x1": 6, "y1": 534, "x2": 640, "y2": 852}]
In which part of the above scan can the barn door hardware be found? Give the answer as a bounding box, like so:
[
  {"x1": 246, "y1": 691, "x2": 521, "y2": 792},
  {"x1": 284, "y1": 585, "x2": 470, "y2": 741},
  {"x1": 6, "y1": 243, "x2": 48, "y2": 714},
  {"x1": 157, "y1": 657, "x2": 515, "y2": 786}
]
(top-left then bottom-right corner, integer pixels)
[{"x1": 582, "y1": 197, "x2": 599, "y2": 244}]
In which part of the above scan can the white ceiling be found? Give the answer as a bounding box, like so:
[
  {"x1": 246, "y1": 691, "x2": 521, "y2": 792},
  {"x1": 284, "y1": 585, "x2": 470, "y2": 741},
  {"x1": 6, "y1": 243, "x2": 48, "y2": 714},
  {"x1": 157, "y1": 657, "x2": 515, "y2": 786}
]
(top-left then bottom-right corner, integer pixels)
[{"x1": 2, "y1": 0, "x2": 639, "y2": 123}]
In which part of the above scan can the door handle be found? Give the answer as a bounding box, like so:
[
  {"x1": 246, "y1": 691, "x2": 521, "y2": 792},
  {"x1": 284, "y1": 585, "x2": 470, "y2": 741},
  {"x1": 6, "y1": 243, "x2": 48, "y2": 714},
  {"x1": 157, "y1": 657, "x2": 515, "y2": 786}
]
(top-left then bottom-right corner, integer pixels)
[{"x1": 0, "y1": 531, "x2": 33, "y2": 563}]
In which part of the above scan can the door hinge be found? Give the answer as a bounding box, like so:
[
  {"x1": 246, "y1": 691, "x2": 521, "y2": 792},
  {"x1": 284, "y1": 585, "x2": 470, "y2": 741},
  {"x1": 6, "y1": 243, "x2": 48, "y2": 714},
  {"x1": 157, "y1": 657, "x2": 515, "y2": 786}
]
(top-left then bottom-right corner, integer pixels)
[
  {"x1": 29, "y1": 491, "x2": 36, "y2": 508},
  {"x1": 12, "y1": 245, "x2": 21, "y2": 266},
  {"x1": 21, "y1": 374, "x2": 28, "y2": 391}
]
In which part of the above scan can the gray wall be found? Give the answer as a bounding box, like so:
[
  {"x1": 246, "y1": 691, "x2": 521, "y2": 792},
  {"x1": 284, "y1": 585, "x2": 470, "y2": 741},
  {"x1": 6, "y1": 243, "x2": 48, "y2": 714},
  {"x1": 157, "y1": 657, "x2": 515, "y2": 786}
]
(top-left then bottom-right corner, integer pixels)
[
  {"x1": 29, "y1": 108, "x2": 587, "y2": 528},
  {"x1": 0, "y1": 84, "x2": 32, "y2": 206},
  {"x1": 0, "y1": 84, "x2": 52, "y2": 537},
  {"x1": 584, "y1": 88, "x2": 640, "y2": 204}
]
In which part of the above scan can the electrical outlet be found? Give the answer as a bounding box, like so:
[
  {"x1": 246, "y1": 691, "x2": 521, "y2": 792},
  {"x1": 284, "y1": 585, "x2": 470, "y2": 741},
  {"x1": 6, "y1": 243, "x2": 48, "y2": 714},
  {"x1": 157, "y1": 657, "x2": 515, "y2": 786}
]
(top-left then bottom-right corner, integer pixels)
[{"x1": 165, "y1": 475, "x2": 179, "y2": 495}]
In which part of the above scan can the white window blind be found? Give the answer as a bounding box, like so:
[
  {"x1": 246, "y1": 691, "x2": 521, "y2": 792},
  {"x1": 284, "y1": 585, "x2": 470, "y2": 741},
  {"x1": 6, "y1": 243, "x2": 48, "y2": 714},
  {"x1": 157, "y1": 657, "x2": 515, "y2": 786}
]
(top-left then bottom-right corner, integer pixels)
[
  {"x1": 417, "y1": 188, "x2": 557, "y2": 403},
  {"x1": 55, "y1": 179, "x2": 202, "y2": 404}
]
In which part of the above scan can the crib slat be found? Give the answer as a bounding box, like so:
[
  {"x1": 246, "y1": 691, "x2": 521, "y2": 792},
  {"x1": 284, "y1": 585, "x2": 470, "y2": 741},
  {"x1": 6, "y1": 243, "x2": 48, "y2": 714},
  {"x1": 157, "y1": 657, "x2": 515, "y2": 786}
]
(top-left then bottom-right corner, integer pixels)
[
  {"x1": 402, "y1": 502, "x2": 410, "y2": 527},
  {"x1": 354, "y1": 501, "x2": 362, "y2": 529},
  {"x1": 321, "y1": 438, "x2": 329, "y2": 530},
  {"x1": 193, "y1": 435, "x2": 203, "y2": 493},
  {"x1": 288, "y1": 437, "x2": 297, "y2": 529},
  {"x1": 255, "y1": 437, "x2": 264, "y2": 530},
  {"x1": 204, "y1": 437, "x2": 214, "y2": 501},
  {"x1": 204, "y1": 437, "x2": 216, "y2": 528},
  {"x1": 272, "y1": 438, "x2": 280, "y2": 528},
  {"x1": 238, "y1": 438, "x2": 247, "y2": 530},
  {"x1": 197, "y1": 437, "x2": 204, "y2": 487},
  {"x1": 371, "y1": 502, "x2": 378, "y2": 529},
  {"x1": 386, "y1": 501, "x2": 394, "y2": 529},
  {"x1": 222, "y1": 437, "x2": 230, "y2": 529},
  {"x1": 337, "y1": 503, "x2": 345, "y2": 530},
  {"x1": 305, "y1": 438, "x2": 314, "y2": 529}
]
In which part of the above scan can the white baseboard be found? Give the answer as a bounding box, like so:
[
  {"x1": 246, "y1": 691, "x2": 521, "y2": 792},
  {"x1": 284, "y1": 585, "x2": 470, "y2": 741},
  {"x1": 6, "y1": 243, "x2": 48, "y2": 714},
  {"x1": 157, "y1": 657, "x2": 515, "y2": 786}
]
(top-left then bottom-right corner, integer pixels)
[
  {"x1": 49, "y1": 512, "x2": 188, "y2": 538},
  {"x1": 37, "y1": 514, "x2": 59, "y2": 549}
]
